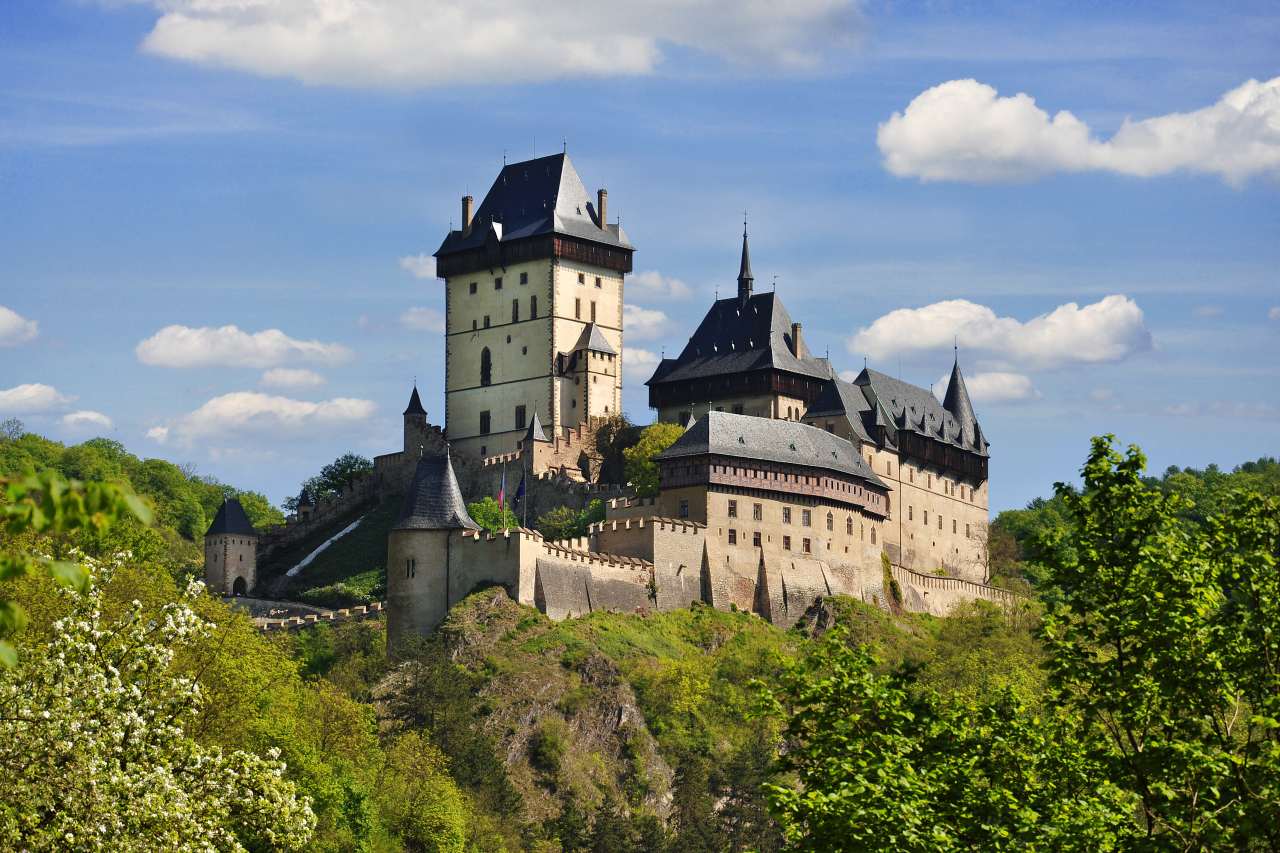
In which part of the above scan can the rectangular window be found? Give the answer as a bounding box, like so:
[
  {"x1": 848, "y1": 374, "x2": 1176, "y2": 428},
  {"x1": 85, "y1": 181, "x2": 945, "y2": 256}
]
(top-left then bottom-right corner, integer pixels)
[
  {"x1": 494, "y1": 276, "x2": 503, "y2": 290},
  {"x1": 512, "y1": 299, "x2": 519, "y2": 323},
  {"x1": 483, "y1": 315, "x2": 490, "y2": 328},
  {"x1": 802, "y1": 538, "x2": 812, "y2": 554},
  {"x1": 928, "y1": 474, "x2": 933, "y2": 488},
  {"x1": 471, "y1": 319, "x2": 477, "y2": 330},
  {"x1": 939, "y1": 516, "x2": 943, "y2": 530},
  {"x1": 783, "y1": 507, "x2": 792, "y2": 524},
  {"x1": 909, "y1": 506, "x2": 914, "y2": 521},
  {"x1": 469, "y1": 281, "x2": 477, "y2": 294},
  {"x1": 578, "y1": 272, "x2": 585, "y2": 284},
  {"x1": 575, "y1": 298, "x2": 581, "y2": 319},
  {"x1": 590, "y1": 301, "x2": 597, "y2": 322},
  {"x1": 727, "y1": 500, "x2": 738, "y2": 518},
  {"x1": 752, "y1": 503, "x2": 762, "y2": 521},
  {"x1": 753, "y1": 531, "x2": 762, "y2": 547},
  {"x1": 594, "y1": 276, "x2": 602, "y2": 288},
  {"x1": 678, "y1": 499, "x2": 689, "y2": 518},
  {"x1": 923, "y1": 510, "x2": 929, "y2": 525},
  {"x1": 728, "y1": 529, "x2": 737, "y2": 545},
  {"x1": 910, "y1": 468, "x2": 915, "y2": 483},
  {"x1": 515, "y1": 405, "x2": 526, "y2": 431},
  {"x1": 406, "y1": 558, "x2": 415, "y2": 578},
  {"x1": 966, "y1": 523, "x2": 971, "y2": 537},
  {"x1": 953, "y1": 519, "x2": 957, "y2": 533},
  {"x1": 888, "y1": 461, "x2": 893, "y2": 476},
  {"x1": 479, "y1": 411, "x2": 491, "y2": 435},
  {"x1": 520, "y1": 271, "x2": 528, "y2": 284},
  {"x1": 783, "y1": 535, "x2": 791, "y2": 551},
  {"x1": 802, "y1": 509, "x2": 812, "y2": 527}
]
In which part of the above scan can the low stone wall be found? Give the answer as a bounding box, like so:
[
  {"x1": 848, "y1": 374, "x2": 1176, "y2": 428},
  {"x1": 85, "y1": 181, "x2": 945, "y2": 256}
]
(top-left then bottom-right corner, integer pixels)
[
  {"x1": 890, "y1": 563, "x2": 1019, "y2": 616},
  {"x1": 260, "y1": 601, "x2": 385, "y2": 632}
]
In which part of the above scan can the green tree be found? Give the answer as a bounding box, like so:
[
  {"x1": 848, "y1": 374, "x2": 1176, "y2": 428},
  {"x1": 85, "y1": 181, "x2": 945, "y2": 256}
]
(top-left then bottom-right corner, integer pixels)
[
  {"x1": 376, "y1": 732, "x2": 468, "y2": 853},
  {"x1": 467, "y1": 496, "x2": 518, "y2": 533},
  {"x1": 536, "y1": 498, "x2": 605, "y2": 541},
  {"x1": 623, "y1": 422, "x2": 685, "y2": 497},
  {"x1": 1039, "y1": 436, "x2": 1280, "y2": 846},
  {"x1": 0, "y1": 564, "x2": 315, "y2": 850}
]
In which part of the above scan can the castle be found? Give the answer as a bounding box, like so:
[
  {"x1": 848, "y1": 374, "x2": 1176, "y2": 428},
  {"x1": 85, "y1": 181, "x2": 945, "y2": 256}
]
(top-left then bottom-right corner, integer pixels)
[{"x1": 202, "y1": 152, "x2": 1009, "y2": 643}]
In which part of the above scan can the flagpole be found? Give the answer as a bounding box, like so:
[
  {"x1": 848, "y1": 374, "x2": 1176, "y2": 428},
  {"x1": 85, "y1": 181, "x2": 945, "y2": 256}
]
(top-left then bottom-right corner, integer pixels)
[
  {"x1": 523, "y1": 446, "x2": 529, "y2": 529},
  {"x1": 501, "y1": 458, "x2": 508, "y2": 533}
]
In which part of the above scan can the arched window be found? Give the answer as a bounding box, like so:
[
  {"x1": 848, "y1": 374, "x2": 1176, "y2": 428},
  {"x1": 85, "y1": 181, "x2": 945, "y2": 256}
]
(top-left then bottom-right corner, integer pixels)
[{"x1": 480, "y1": 347, "x2": 492, "y2": 386}]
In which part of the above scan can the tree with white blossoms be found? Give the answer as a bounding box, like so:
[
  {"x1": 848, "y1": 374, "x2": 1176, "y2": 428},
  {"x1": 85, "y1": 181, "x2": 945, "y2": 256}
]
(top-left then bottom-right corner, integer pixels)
[{"x1": 0, "y1": 556, "x2": 317, "y2": 850}]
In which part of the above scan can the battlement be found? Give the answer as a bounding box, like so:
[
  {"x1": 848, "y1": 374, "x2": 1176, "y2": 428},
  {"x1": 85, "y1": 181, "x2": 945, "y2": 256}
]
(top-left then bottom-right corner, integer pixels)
[
  {"x1": 261, "y1": 601, "x2": 384, "y2": 632},
  {"x1": 458, "y1": 526, "x2": 545, "y2": 544},
  {"x1": 541, "y1": 540, "x2": 653, "y2": 572},
  {"x1": 587, "y1": 515, "x2": 705, "y2": 536}
]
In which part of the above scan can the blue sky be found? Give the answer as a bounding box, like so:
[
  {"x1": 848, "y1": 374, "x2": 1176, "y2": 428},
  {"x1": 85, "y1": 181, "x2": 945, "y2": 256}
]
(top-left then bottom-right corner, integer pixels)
[{"x1": 2, "y1": 0, "x2": 1277, "y2": 512}]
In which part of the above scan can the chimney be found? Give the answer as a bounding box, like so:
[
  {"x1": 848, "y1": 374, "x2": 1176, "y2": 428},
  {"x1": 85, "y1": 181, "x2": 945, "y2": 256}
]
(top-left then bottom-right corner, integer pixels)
[
  {"x1": 461, "y1": 195, "x2": 474, "y2": 235},
  {"x1": 791, "y1": 322, "x2": 803, "y2": 357},
  {"x1": 597, "y1": 188, "x2": 608, "y2": 229}
]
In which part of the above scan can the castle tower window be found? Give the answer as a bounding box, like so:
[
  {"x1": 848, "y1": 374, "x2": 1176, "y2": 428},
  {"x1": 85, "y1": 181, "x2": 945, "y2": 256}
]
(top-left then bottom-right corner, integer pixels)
[
  {"x1": 590, "y1": 301, "x2": 597, "y2": 322},
  {"x1": 966, "y1": 523, "x2": 971, "y2": 537},
  {"x1": 728, "y1": 529, "x2": 737, "y2": 545},
  {"x1": 406, "y1": 558, "x2": 416, "y2": 578},
  {"x1": 495, "y1": 276, "x2": 503, "y2": 290},
  {"x1": 520, "y1": 271, "x2": 528, "y2": 284},
  {"x1": 802, "y1": 509, "x2": 812, "y2": 527},
  {"x1": 530, "y1": 295, "x2": 538, "y2": 318},
  {"x1": 938, "y1": 516, "x2": 943, "y2": 530},
  {"x1": 727, "y1": 500, "x2": 738, "y2": 518},
  {"x1": 678, "y1": 499, "x2": 689, "y2": 518},
  {"x1": 783, "y1": 507, "x2": 792, "y2": 524},
  {"x1": 752, "y1": 503, "x2": 762, "y2": 521},
  {"x1": 469, "y1": 281, "x2": 477, "y2": 294},
  {"x1": 846, "y1": 517, "x2": 853, "y2": 535},
  {"x1": 472, "y1": 319, "x2": 477, "y2": 330},
  {"x1": 595, "y1": 276, "x2": 602, "y2": 288},
  {"x1": 575, "y1": 298, "x2": 581, "y2": 319},
  {"x1": 953, "y1": 519, "x2": 957, "y2": 533},
  {"x1": 578, "y1": 272, "x2": 585, "y2": 284},
  {"x1": 871, "y1": 528, "x2": 877, "y2": 544},
  {"x1": 479, "y1": 411, "x2": 491, "y2": 434},
  {"x1": 515, "y1": 405, "x2": 527, "y2": 431},
  {"x1": 783, "y1": 535, "x2": 791, "y2": 551},
  {"x1": 802, "y1": 538, "x2": 811, "y2": 554},
  {"x1": 753, "y1": 531, "x2": 761, "y2": 547},
  {"x1": 923, "y1": 510, "x2": 928, "y2": 525},
  {"x1": 480, "y1": 348, "x2": 492, "y2": 386},
  {"x1": 909, "y1": 506, "x2": 913, "y2": 521},
  {"x1": 512, "y1": 299, "x2": 519, "y2": 323},
  {"x1": 826, "y1": 512, "x2": 833, "y2": 531},
  {"x1": 483, "y1": 315, "x2": 491, "y2": 328}
]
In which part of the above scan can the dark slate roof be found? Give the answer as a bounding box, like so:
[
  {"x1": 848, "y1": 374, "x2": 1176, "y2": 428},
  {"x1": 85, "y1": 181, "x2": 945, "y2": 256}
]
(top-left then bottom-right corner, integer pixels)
[
  {"x1": 854, "y1": 368, "x2": 988, "y2": 456},
  {"x1": 435, "y1": 154, "x2": 631, "y2": 257},
  {"x1": 297, "y1": 487, "x2": 315, "y2": 508},
  {"x1": 656, "y1": 411, "x2": 886, "y2": 488},
  {"x1": 403, "y1": 385, "x2": 426, "y2": 416},
  {"x1": 645, "y1": 292, "x2": 830, "y2": 386},
  {"x1": 206, "y1": 498, "x2": 256, "y2": 537},
  {"x1": 575, "y1": 322, "x2": 616, "y2": 355},
  {"x1": 525, "y1": 411, "x2": 549, "y2": 443},
  {"x1": 941, "y1": 358, "x2": 977, "y2": 434},
  {"x1": 737, "y1": 229, "x2": 753, "y2": 297},
  {"x1": 394, "y1": 452, "x2": 479, "y2": 531},
  {"x1": 804, "y1": 377, "x2": 875, "y2": 443}
]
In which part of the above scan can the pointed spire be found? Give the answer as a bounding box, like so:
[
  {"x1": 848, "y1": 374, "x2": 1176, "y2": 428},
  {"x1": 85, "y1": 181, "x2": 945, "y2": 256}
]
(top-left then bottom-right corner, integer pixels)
[
  {"x1": 525, "y1": 411, "x2": 549, "y2": 443},
  {"x1": 942, "y1": 355, "x2": 977, "y2": 433},
  {"x1": 737, "y1": 220, "x2": 753, "y2": 302},
  {"x1": 403, "y1": 385, "x2": 427, "y2": 417}
]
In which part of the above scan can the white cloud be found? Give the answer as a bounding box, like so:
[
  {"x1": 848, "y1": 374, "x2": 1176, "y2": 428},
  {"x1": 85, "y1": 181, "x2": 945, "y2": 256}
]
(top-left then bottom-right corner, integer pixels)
[
  {"x1": 0, "y1": 383, "x2": 74, "y2": 414},
  {"x1": 136, "y1": 324, "x2": 351, "y2": 368},
  {"x1": 149, "y1": 391, "x2": 375, "y2": 445},
  {"x1": 401, "y1": 307, "x2": 446, "y2": 333},
  {"x1": 260, "y1": 367, "x2": 326, "y2": 389},
  {"x1": 623, "y1": 304, "x2": 673, "y2": 341},
  {"x1": 1269, "y1": 306, "x2": 1280, "y2": 321},
  {"x1": 0, "y1": 306, "x2": 38, "y2": 347},
  {"x1": 878, "y1": 76, "x2": 1280, "y2": 185},
  {"x1": 630, "y1": 270, "x2": 693, "y2": 300},
  {"x1": 935, "y1": 371, "x2": 1039, "y2": 404},
  {"x1": 1193, "y1": 305, "x2": 1224, "y2": 318},
  {"x1": 623, "y1": 347, "x2": 660, "y2": 382},
  {"x1": 61, "y1": 410, "x2": 114, "y2": 429},
  {"x1": 1163, "y1": 401, "x2": 1280, "y2": 420},
  {"x1": 850, "y1": 295, "x2": 1151, "y2": 370},
  {"x1": 125, "y1": 0, "x2": 864, "y2": 89},
  {"x1": 399, "y1": 254, "x2": 436, "y2": 279}
]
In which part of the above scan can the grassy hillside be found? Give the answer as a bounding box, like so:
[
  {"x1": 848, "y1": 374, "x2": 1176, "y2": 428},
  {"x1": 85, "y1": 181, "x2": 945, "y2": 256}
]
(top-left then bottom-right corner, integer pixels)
[{"x1": 272, "y1": 497, "x2": 403, "y2": 606}]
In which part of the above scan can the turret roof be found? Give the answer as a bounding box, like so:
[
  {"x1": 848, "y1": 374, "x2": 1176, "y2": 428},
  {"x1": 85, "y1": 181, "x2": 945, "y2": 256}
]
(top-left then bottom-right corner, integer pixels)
[
  {"x1": 575, "y1": 322, "x2": 616, "y2": 355},
  {"x1": 394, "y1": 451, "x2": 479, "y2": 531},
  {"x1": 403, "y1": 385, "x2": 426, "y2": 416},
  {"x1": 525, "y1": 411, "x2": 550, "y2": 443},
  {"x1": 206, "y1": 498, "x2": 256, "y2": 537}
]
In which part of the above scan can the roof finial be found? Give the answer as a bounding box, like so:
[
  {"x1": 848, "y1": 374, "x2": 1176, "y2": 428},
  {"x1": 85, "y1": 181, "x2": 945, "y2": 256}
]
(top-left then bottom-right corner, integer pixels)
[
  {"x1": 772, "y1": 274, "x2": 777, "y2": 291},
  {"x1": 562, "y1": 137, "x2": 567, "y2": 154},
  {"x1": 503, "y1": 149, "x2": 507, "y2": 165}
]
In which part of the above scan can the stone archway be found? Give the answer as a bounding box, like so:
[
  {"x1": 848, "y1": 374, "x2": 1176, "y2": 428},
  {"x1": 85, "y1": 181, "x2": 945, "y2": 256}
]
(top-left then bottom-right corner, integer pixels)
[{"x1": 232, "y1": 576, "x2": 247, "y2": 596}]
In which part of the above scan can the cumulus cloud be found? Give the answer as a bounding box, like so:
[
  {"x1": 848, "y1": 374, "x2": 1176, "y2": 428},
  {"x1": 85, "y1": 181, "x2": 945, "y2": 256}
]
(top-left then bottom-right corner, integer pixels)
[
  {"x1": 850, "y1": 295, "x2": 1151, "y2": 370},
  {"x1": 399, "y1": 254, "x2": 436, "y2": 279},
  {"x1": 630, "y1": 270, "x2": 693, "y2": 300},
  {"x1": 623, "y1": 348, "x2": 660, "y2": 382},
  {"x1": 149, "y1": 391, "x2": 375, "y2": 445},
  {"x1": 61, "y1": 410, "x2": 114, "y2": 429},
  {"x1": 623, "y1": 304, "x2": 673, "y2": 341},
  {"x1": 260, "y1": 367, "x2": 326, "y2": 389},
  {"x1": 878, "y1": 76, "x2": 1280, "y2": 185},
  {"x1": 0, "y1": 306, "x2": 38, "y2": 347},
  {"x1": 401, "y1": 307, "x2": 446, "y2": 333},
  {"x1": 136, "y1": 324, "x2": 351, "y2": 368},
  {"x1": 935, "y1": 371, "x2": 1039, "y2": 404},
  {"x1": 0, "y1": 383, "x2": 74, "y2": 414},
  {"x1": 124, "y1": 0, "x2": 863, "y2": 89}
]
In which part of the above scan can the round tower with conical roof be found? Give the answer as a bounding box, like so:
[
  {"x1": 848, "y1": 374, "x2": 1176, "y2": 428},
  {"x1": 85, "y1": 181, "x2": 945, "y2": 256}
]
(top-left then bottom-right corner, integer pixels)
[
  {"x1": 386, "y1": 449, "x2": 480, "y2": 652},
  {"x1": 203, "y1": 497, "x2": 258, "y2": 596}
]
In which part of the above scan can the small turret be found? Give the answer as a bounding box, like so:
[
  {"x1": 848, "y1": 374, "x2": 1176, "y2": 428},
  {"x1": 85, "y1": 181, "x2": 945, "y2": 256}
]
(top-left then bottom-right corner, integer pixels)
[
  {"x1": 941, "y1": 355, "x2": 978, "y2": 441},
  {"x1": 203, "y1": 498, "x2": 258, "y2": 596},
  {"x1": 737, "y1": 226, "x2": 753, "y2": 303},
  {"x1": 403, "y1": 384, "x2": 429, "y2": 454}
]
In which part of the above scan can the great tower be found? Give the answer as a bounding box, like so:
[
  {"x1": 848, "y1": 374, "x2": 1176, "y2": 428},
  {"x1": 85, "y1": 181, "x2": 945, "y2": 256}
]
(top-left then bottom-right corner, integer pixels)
[{"x1": 433, "y1": 154, "x2": 633, "y2": 465}]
